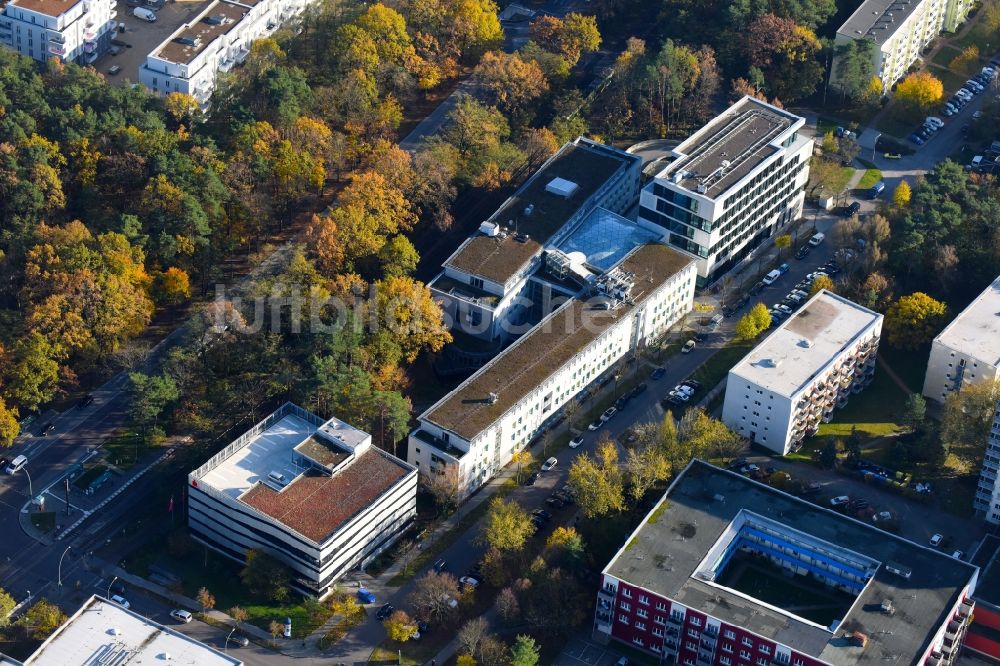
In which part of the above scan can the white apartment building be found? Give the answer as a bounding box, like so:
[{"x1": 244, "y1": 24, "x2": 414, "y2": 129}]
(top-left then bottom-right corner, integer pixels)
[
  {"x1": 975, "y1": 401, "x2": 1000, "y2": 522},
  {"x1": 637, "y1": 96, "x2": 812, "y2": 286},
  {"x1": 722, "y1": 290, "x2": 883, "y2": 455},
  {"x1": 140, "y1": 0, "x2": 306, "y2": 107},
  {"x1": 8, "y1": 596, "x2": 242, "y2": 666},
  {"x1": 188, "y1": 403, "x2": 417, "y2": 597},
  {"x1": 410, "y1": 243, "x2": 696, "y2": 498},
  {"x1": 429, "y1": 137, "x2": 642, "y2": 350},
  {"x1": 834, "y1": 0, "x2": 974, "y2": 93},
  {"x1": 922, "y1": 275, "x2": 1000, "y2": 404},
  {"x1": 0, "y1": 0, "x2": 118, "y2": 65}
]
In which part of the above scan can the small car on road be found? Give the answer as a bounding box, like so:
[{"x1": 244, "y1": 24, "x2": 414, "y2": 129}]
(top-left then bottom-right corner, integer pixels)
[
  {"x1": 376, "y1": 603, "x2": 394, "y2": 621},
  {"x1": 170, "y1": 609, "x2": 193, "y2": 623},
  {"x1": 650, "y1": 367, "x2": 665, "y2": 380},
  {"x1": 681, "y1": 340, "x2": 696, "y2": 353},
  {"x1": 829, "y1": 495, "x2": 850, "y2": 508},
  {"x1": 541, "y1": 457, "x2": 558, "y2": 472},
  {"x1": 929, "y1": 533, "x2": 944, "y2": 547},
  {"x1": 569, "y1": 434, "x2": 584, "y2": 448},
  {"x1": 459, "y1": 576, "x2": 480, "y2": 590}
]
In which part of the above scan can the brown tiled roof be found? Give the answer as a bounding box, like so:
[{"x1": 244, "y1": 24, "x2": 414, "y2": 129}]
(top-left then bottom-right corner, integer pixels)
[
  {"x1": 241, "y1": 449, "x2": 410, "y2": 542},
  {"x1": 154, "y1": 1, "x2": 247, "y2": 65},
  {"x1": 425, "y1": 244, "x2": 693, "y2": 439},
  {"x1": 445, "y1": 143, "x2": 632, "y2": 284}
]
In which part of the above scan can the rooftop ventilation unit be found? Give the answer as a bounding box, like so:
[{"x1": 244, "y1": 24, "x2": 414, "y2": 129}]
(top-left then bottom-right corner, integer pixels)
[
  {"x1": 174, "y1": 36, "x2": 201, "y2": 46},
  {"x1": 672, "y1": 170, "x2": 684, "y2": 184},
  {"x1": 203, "y1": 14, "x2": 224, "y2": 24},
  {"x1": 881, "y1": 599, "x2": 895, "y2": 615},
  {"x1": 479, "y1": 221, "x2": 500, "y2": 237},
  {"x1": 545, "y1": 177, "x2": 579, "y2": 198},
  {"x1": 757, "y1": 358, "x2": 782, "y2": 368},
  {"x1": 487, "y1": 392, "x2": 499, "y2": 404},
  {"x1": 798, "y1": 339, "x2": 813, "y2": 348}
]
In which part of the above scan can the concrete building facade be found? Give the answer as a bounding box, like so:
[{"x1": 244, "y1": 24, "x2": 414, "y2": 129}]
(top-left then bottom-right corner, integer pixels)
[
  {"x1": 595, "y1": 460, "x2": 979, "y2": 666},
  {"x1": 637, "y1": 97, "x2": 812, "y2": 285},
  {"x1": 833, "y1": 0, "x2": 974, "y2": 94},
  {"x1": 974, "y1": 402, "x2": 1000, "y2": 522},
  {"x1": 188, "y1": 403, "x2": 416, "y2": 596},
  {"x1": 410, "y1": 243, "x2": 696, "y2": 499},
  {"x1": 922, "y1": 276, "x2": 1000, "y2": 404},
  {"x1": 722, "y1": 291, "x2": 883, "y2": 455},
  {"x1": 0, "y1": 0, "x2": 118, "y2": 65}
]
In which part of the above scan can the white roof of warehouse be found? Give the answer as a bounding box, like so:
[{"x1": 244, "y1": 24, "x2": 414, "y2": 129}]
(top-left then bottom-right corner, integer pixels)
[
  {"x1": 933, "y1": 275, "x2": 1000, "y2": 369},
  {"x1": 729, "y1": 290, "x2": 882, "y2": 399},
  {"x1": 25, "y1": 596, "x2": 241, "y2": 666}
]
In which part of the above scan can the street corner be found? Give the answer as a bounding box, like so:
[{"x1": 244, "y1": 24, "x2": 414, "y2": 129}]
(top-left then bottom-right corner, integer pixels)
[{"x1": 18, "y1": 498, "x2": 64, "y2": 546}]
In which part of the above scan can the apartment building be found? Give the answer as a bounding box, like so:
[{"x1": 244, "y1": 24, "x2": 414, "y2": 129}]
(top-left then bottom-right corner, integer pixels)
[
  {"x1": 922, "y1": 275, "x2": 1000, "y2": 404},
  {"x1": 974, "y1": 401, "x2": 1000, "y2": 522},
  {"x1": 966, "y1": 535, "x2": 1000, "y2": 661},
  {"x1": 722, "y1": 291, "x2": 883, "y2": 455},
  {"x1": 595, "y1": 460, "x2": 979, "y2": 666},
  {"x1": 5, "y1": 595, "x2": 241, "y2": 666},
  {"x1": 139, "y1": 0, "x2": 306, "y2": 107},
  {"x1": 0, "y1": 0, "x2": 118, "y2": 65},
  {"x1": 637, "y1": 96, "x2": 812, "y2": 285},
  {"x1": 429, "y1": 137, "x2": 642, "y2": 350},
  {"x1": 188, "y1": 403, "x2": 416, "y2": 597},
  {"x1": 834, "y1": 0, "x2": 974, "y2": 93},
  {"x1": 410, "y1": 243, "x2": 696, "y2": 498}
]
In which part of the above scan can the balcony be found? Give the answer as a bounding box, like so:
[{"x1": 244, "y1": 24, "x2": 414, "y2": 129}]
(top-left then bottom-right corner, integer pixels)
[
  {"x1": 48, "y1": 43, "x2": 67, "y2": 55},
  {"x1": 598, "y1": 585, "x2": 615, "y2": 599},
  {"x1": 47, "y1": 30, "x2": 65, "y2": 43}
]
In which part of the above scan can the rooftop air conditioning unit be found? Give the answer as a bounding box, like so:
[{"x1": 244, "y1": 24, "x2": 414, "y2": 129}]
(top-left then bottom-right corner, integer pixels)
[
  {"x1": 545, "y1": 177, "x2": 579, "y2": 198},
  {"x1": 479, "y1": 221, "x2": 500, "y2": 237}
]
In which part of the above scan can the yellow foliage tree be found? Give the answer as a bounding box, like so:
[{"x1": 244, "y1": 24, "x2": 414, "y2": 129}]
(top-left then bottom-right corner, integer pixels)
[
  {"x1": 893, "y1": 180, "x2": 912, "y2": 208},
  {"x1": 949, "y1": 45, "x2": 980, "y2": 76},
  {"x1": 895, "y1": 72, "x2": 943, "y2": 112}
]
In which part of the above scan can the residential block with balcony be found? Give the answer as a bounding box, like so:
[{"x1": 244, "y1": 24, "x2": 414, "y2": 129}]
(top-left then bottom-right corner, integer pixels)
[
  {"x1": 922, "y1": 275, "x2": 1000, "y2": 405},
  {"x1": 974, "y1": 402, "x2": 1000, "y2": 522},
  {"x1": 594, "y1": 460, "x2": 979, "y2": 666},
  {"x1": 722, "y1": 290, "x2": 882, "y2": 455},
  {"x1": 637, "y1": 96, "x2": 812, "y2": 286},
  {"x1": 0, "y1": 0, "x2": 117, "y2": 65}
]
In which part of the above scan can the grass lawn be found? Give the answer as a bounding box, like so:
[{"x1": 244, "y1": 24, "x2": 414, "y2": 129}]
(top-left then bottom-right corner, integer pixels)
[
  {"x1": 927, "y1": 64, "x2": 967, "y2": 95},
  {"x1": 856, "y1": 168, "x2": 882, "y2": 190},
  {"x1": 690, "y1": 341, "x2": 753, "y2": 391},
  {"x1": 931, "y1": 45, "x2": 963, "y2": 68},
  {"x1": 369, "y1": 637, "x2": 444, "y2": 665},
  {"x1": 815, "y1": 363, "x2": 908, "y2": 440},
  {"x1": 877, "y1": 344, "x2": 929, "y2": 394},
  {"x1": 832, "y1": 166, "x2": 855, "y2": 193},
  {"x1": 128, "y1": 538, "x2": 332, "y2": 637},
  {"x1": 875, "y1": 104, "x2": 917, "y2": 138},
  {"x1": 104, "y1": 432, "x2": 149, "y2": 470},
  {"x1": 30, "y1": 512, "x2": 56, "y2": 533},
  {"x1": 953, "y1": 22, "x2": 995, "y2": 53}
]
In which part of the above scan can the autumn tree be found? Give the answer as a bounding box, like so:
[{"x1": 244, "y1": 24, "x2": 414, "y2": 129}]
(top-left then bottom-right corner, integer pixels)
[
  {"x1": 544, "y1": 526, "x2": 586, "y2": 571},
  {"x1": 743, "y1": 14, "x2": 823, "y2": 101},
  {"x1": 0, "y1": 400, "x2": 19, "y2": 447},
  {"x1": 735, "y1": 303, "x2": 771, "y2": 341},
  {"x1": 240, "y1": 549, "x2": 291, "y2": 602},
  {"x1": 472, "y1": 51, "x2": 549, "y2": 117},
  {"x1": 0, "y1": 587, "x2": 15, "y2": 627},
  {"x1": 896, "y1": 72, "x2": 943, "y2": 113},
  {"x1": 949, "y1": 45, "x2": 980, "y2": 75},
  {"x1": 458, "y1": 617, "x2": 490, "y2": 657},
  {"x1": 775, "y1": 234, "x2": 792, "y2": 257},
  {"x1": 495, "y1": 587, "x2": 520, "y2": 623},
  {"x1": 567, "y1": 438, "x2": 624, "y2": 518},
  {"x1": 18, "y1": 599, "x2": 67, "y2": 640},
  {"x1": 810, "y1": 275, "x2": 835, "y2": 295},
  {"x1": 893, "y1": 180, "x2": 912, "y2": 208},
  {"x1": 384, "y1": 609, "x2": 419, "y2": 642},
  {"x1": 155, "y1": 267, "x2": 191, "y2": 305},
  {"x1": 409, "y1": 571, "x2": 461, "y2": 623},
  {"x1": 481, "y1": 496, "x2": 535, "y2": 552},
  {"x1": 884, "y1": 292, "x2": 948, "y2": 350},
  {"x1": 530, "y1": 13, "x2": 601, "y2": 65},
  {"x1": 269, "y1": 620, "x2": 283, "y2": 640},
  {"x1": 197, "y1": 587, "x2": 216, "y2": 612},
  {"x1": 941, "y1": 380, "x2": 1000, "y2": 455}
]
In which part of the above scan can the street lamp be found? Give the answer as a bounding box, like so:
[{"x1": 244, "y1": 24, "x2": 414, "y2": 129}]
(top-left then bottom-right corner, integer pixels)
[
  {"x1": 58, "y1": 546, "x2": 72, "y2": 587},
  {"x1": 106, "y1": 576, "x2": 118, "y2": 600},
  {"x1": 872, "y1": 132, "x2": 882, "y2": 161},
  {"x1": 23, "y1": 467, "x2": 32, "y2": 498}
]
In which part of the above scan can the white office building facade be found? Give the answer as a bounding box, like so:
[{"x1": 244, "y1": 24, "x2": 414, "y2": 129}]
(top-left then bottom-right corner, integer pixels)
[
  {"x1": 975, "y1": 402, "x2": 1000, "y2": 522},
  {"x1": 188, "y1": 403, "x2": 417, "y2": 597},
  {"x1": 410, "y1": 244, "x2": 696, "y2": 498},
  {"x1": 723, "y1": 291, "x2": 883, "y2": 455},
  {"x1": 0, "y1": 0, "x2": 117, "y2": 65},
  {"x1": 637, "y1": 97, "x2": 812, "y2": 286}
]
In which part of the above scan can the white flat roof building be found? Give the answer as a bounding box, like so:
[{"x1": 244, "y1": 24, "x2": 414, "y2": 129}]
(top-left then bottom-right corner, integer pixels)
[
  {"x1": 0, "y1": 0, "x2": 118, "y2": 65},
  {"x1": 637, "y1": 97, "x2": 812, "y2": 285},
  {"x1": 923, "y1": 275, "x2": 1000, "y2": 404},
  {"x1": 18, "y1": 595, "x2": 241, "y2": 665},
  {"x1": 723, "y1": 291, "x2": 883, "y2": 454},
  {"x1": 189, "y1": 403, "x2": 416, "y2": 596}
]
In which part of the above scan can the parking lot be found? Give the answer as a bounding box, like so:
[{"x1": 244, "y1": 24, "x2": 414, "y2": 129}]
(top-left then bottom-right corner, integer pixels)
[
  {"x1": 556, "y1": 637, "x2": 630, "y2": 666},
  {"x1": 94, "y1": 0, "x2": 212, "y2": 82}
]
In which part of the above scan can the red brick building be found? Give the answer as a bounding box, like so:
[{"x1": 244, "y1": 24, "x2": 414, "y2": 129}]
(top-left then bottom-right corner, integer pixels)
[{"x1": 595, "y1": 461, "x2": 977, "y2": 665}]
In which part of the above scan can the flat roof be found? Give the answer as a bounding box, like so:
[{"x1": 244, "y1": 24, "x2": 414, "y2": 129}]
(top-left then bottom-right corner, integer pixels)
[
  {"x1": 838, "y1": 0, "x2": 921, "y2": 45},
  {"x1": 424, "y1": 243, "x2": 693, "y2": 440},
  {"x1": 443, "y1": 139, "x2": 636, "y2": 285},
  {"x1": 972, "y1": 535, "x2": 1000, "y2": 610},
  {"x1": 25, "y1": 596, "x2": 241, "y2": 665},
  {"x1": 729, "y1": 290, "x2": 881, "y2": 399},
  {"x1": 657, "y1": 97, "x2": 799, "y2": 199},
  {"x1": 5, "y1": 0, "x2": 84, "y2": 18},
  {"x1": 195, "y1": 406, "x2": 412, "y2": 543},
  {"x1": 153, "y1": 0, "x2": 249, "y2": 65},
  {"x1": 932, "y1": 275, "x2": 1000, "y2": 369},
  {"x1": 606, "y1": 460, "x2": 977, "y2": 666}
]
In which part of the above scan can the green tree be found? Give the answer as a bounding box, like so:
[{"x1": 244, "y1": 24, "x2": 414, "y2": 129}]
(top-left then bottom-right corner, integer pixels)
[
  {"x1": 18, "y1": 599, "x2": 66, "y2": 640},
  {"x1": 240, "y1": 549, "x2": 291, "y2": 602},
  {"x1": 775, "y1": 234, "x2": 792, "y2": 257},
  {"x1": 0, "y1": 400, "x2": 19, "y2": 447},
  {"x1": 567, "y1": 439, "x2": 624, "y2": 518},
  {"x1": 481, "y1": 497, "x2": 535, "y2": 552},
  {"x1": 834, "y1": 38, "x2": 876, "y2": 102},
  {"x1": 384, "y1": 609, "x2": 419, "y2": 642},
  {"x1": 941, "y1": 380, "x2": 1000, "y2": 455},
  {"x1": 510, "y1": 634, "x2": 540, "y2": 666},
  {"x1": 128, "y1": 372, "x2": 180, "y2": 436},
  {"x1": 544, "y1": 526, "x2": 586, "y2": 571},
  {"x1": 378, "y1": 235, "x2": 420, "y2": 277},
  {"x1": 819, "y1": 440, "x2": 839, "y2": 467},
  {"x1": 902, "y1": 393, "x2": 927, "y2": 432},
  {"x1": 884, "y1": 292, "x2": 948, "y2": 350},
  {"x1": 0, "y1": 587, "x2": 16, "y2": 627}
]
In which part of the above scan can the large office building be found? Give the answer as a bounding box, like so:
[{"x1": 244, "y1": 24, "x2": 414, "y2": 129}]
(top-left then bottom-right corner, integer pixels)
[
  {"x1": 410, "y1": 242, "x2": 696, "y2": 498},
  {"x1": 595, "y1": 460, "x2": 978, "y2": 666},
  {"x1": 139, "y1": 0, "x2": 308, "y2": 107},
  {"x1": 722, "y1": 290, "x2": 882, "y2": 455},
  {"x1": 429, "y1": 137, "x2": 642, "y2": 355},
  {"x1": 922, "y1": 275, "x2": 1000, "y2": 404},
  {"x1": 0, "y1": 0, "x2": 118, "y2": 65},
  {"x1": 974, "y1": 401, "x2": 1000, "y2": 522},
  {"x1": 637, "y1": 97, "x2": 812, "y2": 285},
  {"x1": 1, "y1": 595, "x2": 242, "y2": 665},
  {"x1": 833, "y1": 0, "x2": 974, "y2": 93},
  {"x1": 188, "y1": 402, "x2": 417, "y2": 596}
]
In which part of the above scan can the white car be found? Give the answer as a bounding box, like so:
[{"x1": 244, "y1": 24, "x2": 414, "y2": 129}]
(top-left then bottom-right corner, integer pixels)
[
  {"x1": 110, "y1": 594, "x2": 130, "y2": 609},
  {"x1": 829, "y1": 495, "x2": 850, "y2": 507},
  {"x1": 170, "y1": 609, "x2": 193, "y2": 623},
  {"x1": 681, "y1": 340, "x2": 696, "y2": 353},
  {"x1": 541, "y1": 457, "x2": 558, "y2": 472},
  {"x1": 459, "y1": 576, "x2": 480, "y2": 590},
  {"x1": 569, "y1": 434, "x2": 584, "y2": 448},
  {"x1": 673, "y1": 384, "x2": 695, "y2": 396},
  {"x1": 925, "y1": 116, "x2": 944, "y2": 129},
  {"x1": 668, "y1": 390, "x2": 690, "y2": 402},
  {"x1": 762, "y1": 269, "x2": 782, "y2": 285},
  {"x1": 929, "y1": 533, "x2": 944, "y2": 547}
]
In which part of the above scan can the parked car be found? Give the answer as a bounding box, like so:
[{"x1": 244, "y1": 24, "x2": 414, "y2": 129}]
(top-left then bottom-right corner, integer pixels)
[
  {"x1": 110, "y1": 595, "x2": 131, "y2": 609},
  {"x1": 629, "y1": 383, "x2": 648, "y2": 398},
  {"x1": 587, "y1": 418, "x2": 604, "y2": 431},
  {"x1": 524, "y1": 472, "x2": 538, "y2": 486},
  {"x1": 357, "y1": 588, "x2": 376, "y2": 604},
  {"x1": 952, "y1": 550, "x2": 965, "y2": 560},
  {"x1": 667, "y1": 390, "x2": 690, "y2": 402},
  {"x1": 602, "y1": 407, "x2": 617, "y2": 421},
  {"x1": 909, "y1": 133, "x2": 925, "y2": 145},
  {"x1": 681, "y1": 340, "x2": 696, "y2": 353},
  {"x1": 77, "y1": 394, "x2": 95, "y2": 408},
  {"x1": 925, "y1": 116, "x2": 944, "y2": 129},
  {"x1": 541, "y1": 457, "x2": 558, "y2": 472},
  {"x1": 829, "y1": 495, "x2": 850, "y2": 507},
  {"x1": 170, "y1": 609, "x2": 193, "y2": 623},
  {"x1": 681, "y1": 379, "x2": 702, "y2": 390},
  {"x1": 459, "y1": 576, "x2": 480, "y2": 590},
  {"x1": 108, "y1": 65, "x2": 122, "y2": 75},
  {"x1": 650, "y1": 367, "x2": 665, "y2": 380},
  {"x1": 5, "y1": 455, "x2": 27, "y2": 474},
  {"x1": 40, "y1": 423, "x2": 55, "y2": 436},
  {"x1": 569, "y1": 434, "x2": 584, "y2": 448},
  {"x1": 929, "y1": 533, "x2": 944, "y2": 547},
  {"x1": 762, "y1": 269, "x2": 782, "y2": 285},
  {"x1": 772, "y1": 303, "x2": 793, "y2": 315},
  {"x1": 376, "y1": 604, "x2": 394, "y2": 621},
  {"x1": 794, "y1": 245, "x2": 811, "y2": 260},
  {"x1": 532, "y1": 509, "x2": 552, "y2": 520},
  {"x1": 843, "y1": 201, "x2": 861, "y2": 217}
]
